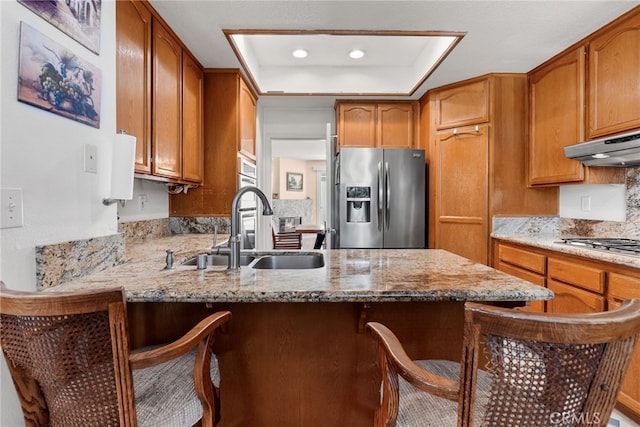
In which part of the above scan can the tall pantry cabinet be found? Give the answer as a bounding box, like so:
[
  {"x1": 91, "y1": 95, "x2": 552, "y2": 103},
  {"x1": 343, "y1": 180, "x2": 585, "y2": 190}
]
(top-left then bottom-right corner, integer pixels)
[{"x1": 422, "y1": 74, "x2": 558, "y2": 265}]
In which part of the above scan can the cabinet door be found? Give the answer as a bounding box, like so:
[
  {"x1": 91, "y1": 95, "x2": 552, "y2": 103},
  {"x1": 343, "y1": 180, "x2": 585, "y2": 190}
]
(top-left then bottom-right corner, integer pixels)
[
  {"x1": 434, "y1": 80, "x2": 489, "y2": 130},
  {"x1": 529, "y1": 47, "x2": 586, "y2": 185},
  {"x1": 588, "y1": 11, "x2": 640, "y2": 138},
  {"x1": 238, "y1": 78, "x2": 256, "y2": 157},
  {"x1": 547, "y1": 279, "x2": 605, "y2": 313},
  {"x1": 337, "y1": 103, "x2": 376, "y2": 148},
  {"x1": 435, "y1": 125, "x2": 488, "y2": 264},
  {"x1": 152, "y1": 20, "x2": 182, "y2": 179},
  {"x1": 182, "y1": 54, "x2": 203, "y2": 183},
  {"x1": 116, "y1": 0, "x2": 151, "y2": 174},
  {"x1": 376, "y1": 103, "x2": 416, "y2": 148}
]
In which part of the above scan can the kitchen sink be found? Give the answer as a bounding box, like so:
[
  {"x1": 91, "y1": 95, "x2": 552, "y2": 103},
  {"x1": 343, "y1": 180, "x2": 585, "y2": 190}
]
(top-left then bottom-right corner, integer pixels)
[
  {"x1": 250, "y1": 253, "x2": 325, "y2": 270},
  {"x1": 181, "y1": 253, "x2": 254, "y2": 267}
]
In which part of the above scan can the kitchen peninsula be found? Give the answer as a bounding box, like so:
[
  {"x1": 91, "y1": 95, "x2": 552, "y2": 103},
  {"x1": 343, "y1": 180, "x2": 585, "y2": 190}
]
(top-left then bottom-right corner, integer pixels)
[{"x1": 49, "y1": 234, "x2": 552, "y2": 426}]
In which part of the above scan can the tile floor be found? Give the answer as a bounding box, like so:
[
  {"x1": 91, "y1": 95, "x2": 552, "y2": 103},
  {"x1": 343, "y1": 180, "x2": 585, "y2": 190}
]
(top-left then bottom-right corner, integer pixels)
[{"x1": 610, "y1": 410, "x2": 639, "y2": 427}]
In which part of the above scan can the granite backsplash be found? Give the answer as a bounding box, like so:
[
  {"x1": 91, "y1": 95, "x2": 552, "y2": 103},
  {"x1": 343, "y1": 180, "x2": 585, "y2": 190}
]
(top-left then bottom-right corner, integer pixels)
[{"x1": 495, "y1": 167, "x2": 640, "y2": 239}]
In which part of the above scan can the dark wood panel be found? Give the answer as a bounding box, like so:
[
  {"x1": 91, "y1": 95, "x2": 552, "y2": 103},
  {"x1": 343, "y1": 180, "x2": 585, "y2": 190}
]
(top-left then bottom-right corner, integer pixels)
[{"x1": 127, "y1": 301, "x2": 466, "y2": 427}]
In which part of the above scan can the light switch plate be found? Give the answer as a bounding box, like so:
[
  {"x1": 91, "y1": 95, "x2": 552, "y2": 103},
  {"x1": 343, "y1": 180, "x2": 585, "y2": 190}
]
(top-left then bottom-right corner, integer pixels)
[
  {"x1": 1, "y1": 188, "x2": 24, "y2": 229},
  {"x1": 84, "y1": 144, "x2": 98, "y2": 173}
]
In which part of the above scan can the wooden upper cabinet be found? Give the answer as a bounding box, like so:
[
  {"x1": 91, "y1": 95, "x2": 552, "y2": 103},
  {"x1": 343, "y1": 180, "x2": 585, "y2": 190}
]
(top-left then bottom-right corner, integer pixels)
[
  {"x1": 434, "y1": 79, "x2": 489, "y2": 130},
  {"x1": 376, "y1": 103, "x2": 417, "y2": 148},
  {"x1": 529, "y1": 47, "x2": 586, "y2": 185},
  {"x1": 238, "y1": 78, "x2": 257, "y2": 157},
  {"x1": 181, "y1": 53, "x2": 204, "y2": 183},
  {"x1": 337, "y1": 103, "x2": 377, "y2": 148},
  {"x1": 336, "y1": 102, "x2": 417, "y2": 150},
  {"x1": 528, "y1": 45, "x2": 625, "y2": 186},
  {"x1": 588, "y1": 9, "x2": 640, "y2": 138},
  {"x1": 152, "y1": 20, "x2": 182, "y2": 180},
  {"x1": 116, "y1": 0, "x2": 151, "y2": 174}
]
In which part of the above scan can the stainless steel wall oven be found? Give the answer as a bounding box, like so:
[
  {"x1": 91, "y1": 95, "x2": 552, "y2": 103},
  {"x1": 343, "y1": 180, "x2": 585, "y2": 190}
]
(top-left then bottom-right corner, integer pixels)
[{"x1": 238, "y1": 157, "x2": 257, "y2": 249}]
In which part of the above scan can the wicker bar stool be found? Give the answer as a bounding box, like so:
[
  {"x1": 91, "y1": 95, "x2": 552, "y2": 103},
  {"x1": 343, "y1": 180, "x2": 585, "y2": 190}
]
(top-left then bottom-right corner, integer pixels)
[
  {"x1": 0, "y1": 282, "x2": 231, "y2": 426},
  {"x1": 367, "y1": 300, "x2": 640, "y2": 427}
]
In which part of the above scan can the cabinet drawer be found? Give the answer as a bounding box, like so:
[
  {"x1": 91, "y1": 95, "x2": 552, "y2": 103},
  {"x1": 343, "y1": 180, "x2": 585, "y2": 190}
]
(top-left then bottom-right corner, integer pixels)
[
  {"x1": 609, "y1": 272, "x2": 640, "y2": 300},
  {"x1": 497, "y1": 244, "x2": 546, "y2": 275},
  {"x1": 547, "y1": 258, "x2": 605, "y2": 293},
  {"x1": 435, "y1": 80, "x2": 489, "y2": 129},
  {"x1": 496, "y1": 261, "x2": 545, "y2": 286}
]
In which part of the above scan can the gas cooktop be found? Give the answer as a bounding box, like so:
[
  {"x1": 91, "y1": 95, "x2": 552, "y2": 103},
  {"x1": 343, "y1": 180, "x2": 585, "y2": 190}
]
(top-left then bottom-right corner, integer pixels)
[{"x1": 556, "y1": 238, "x2": 640, "y2": 256}]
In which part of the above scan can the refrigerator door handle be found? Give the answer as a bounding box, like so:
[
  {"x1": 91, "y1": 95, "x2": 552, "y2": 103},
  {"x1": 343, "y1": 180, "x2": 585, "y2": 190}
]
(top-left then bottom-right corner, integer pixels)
[
  {"x1": 377, "y1": 161, "x2": 383, "y2": 232},
  {"x1": 385, "y1": 161, "x2": 390, "y2": 231}
]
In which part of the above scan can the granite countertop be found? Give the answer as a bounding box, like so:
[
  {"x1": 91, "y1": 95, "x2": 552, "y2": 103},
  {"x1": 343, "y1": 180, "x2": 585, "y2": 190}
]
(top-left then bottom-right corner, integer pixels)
[
  {"x1": 492, "y1": 233, "x2": 640, "y2": 269},
  {"x1": 48, "y1": 234, "x2": 552, "y2": 303}
]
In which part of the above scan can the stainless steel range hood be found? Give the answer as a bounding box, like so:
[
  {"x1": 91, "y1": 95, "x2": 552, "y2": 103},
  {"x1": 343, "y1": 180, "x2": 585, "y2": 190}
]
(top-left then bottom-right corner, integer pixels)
[{"x1": 564, "y1": 129, "x2": 640, "y2": 167}]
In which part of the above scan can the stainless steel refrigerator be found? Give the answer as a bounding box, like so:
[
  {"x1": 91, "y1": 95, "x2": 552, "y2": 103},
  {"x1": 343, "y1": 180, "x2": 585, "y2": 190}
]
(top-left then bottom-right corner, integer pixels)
[{"x1": 333, "y1": 148, "x2": 426, "y2": 248}]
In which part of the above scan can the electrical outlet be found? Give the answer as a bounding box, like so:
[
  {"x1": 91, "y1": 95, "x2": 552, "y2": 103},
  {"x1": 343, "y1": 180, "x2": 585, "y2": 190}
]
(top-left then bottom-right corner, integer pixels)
[
  {"x1": 84, "y1": 144, "x2": 98, "y2": 173},
  {"x1": 1, "y1": 188, "x2": 24, "y2": 229},
  {"x1": 138, "y1": 194, "x2": 147, "y2": 210},
  {"x1": 580, "y1": 195, "x2": 591, "y2": 211}
]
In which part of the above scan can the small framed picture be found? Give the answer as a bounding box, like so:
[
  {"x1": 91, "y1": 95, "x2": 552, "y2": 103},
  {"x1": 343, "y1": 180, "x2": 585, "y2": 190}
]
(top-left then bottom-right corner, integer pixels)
[
  {"x1": 18, "y1": 22, "x2": 102, "y2": 128},
  {"x1": 286, "y1": 172, "x2": 303, "y2": 191}
]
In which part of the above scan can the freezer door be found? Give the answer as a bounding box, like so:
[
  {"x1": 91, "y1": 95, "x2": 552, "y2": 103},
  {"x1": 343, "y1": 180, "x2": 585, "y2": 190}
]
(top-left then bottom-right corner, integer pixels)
[
  {"x1": 383, "y1": 149, "x2": 426, "y2": 248},
  {"x1": 338, "y1": 148, "x2": 383, "y2": 248}
]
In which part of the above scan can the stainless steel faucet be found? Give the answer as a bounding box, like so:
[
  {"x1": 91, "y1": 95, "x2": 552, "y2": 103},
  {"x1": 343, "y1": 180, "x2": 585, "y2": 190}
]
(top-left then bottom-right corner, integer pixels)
[{"x1": 218, "y1": 186, "x2": 273, "y2": 269}]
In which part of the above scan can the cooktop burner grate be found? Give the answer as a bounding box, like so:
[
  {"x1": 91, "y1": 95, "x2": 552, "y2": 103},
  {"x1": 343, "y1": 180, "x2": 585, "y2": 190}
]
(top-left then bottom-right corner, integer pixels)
[{"x1": 557, "y1": 238, "x2": 640, "y2": 256}]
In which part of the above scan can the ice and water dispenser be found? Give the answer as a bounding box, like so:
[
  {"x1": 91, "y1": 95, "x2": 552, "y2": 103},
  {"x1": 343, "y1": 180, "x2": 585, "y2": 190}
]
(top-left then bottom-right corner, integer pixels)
[{"x1": 346, "y1": 186, "x2": 371, "y2": 223}]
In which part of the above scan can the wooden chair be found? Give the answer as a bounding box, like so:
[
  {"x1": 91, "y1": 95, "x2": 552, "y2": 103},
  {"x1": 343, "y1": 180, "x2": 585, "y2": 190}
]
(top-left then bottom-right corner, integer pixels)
[
  {"x1": 272, "y1": 227, "x2": 302, "y2": 250},
  {"x1": 0, "y1": 282, "x2": 231, "y2": 427},
  {"x1": 367, "y1": 300, "x2": 640, "y2": 427}
]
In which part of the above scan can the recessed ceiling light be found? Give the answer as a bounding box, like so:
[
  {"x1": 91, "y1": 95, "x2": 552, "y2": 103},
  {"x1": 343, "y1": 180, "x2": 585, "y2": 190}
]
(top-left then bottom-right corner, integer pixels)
[
  {"x1": 349, "y1": 49, "x2": 365, "y2": 59},
  {"x1": 292, "y1": 48, "x2": 308, "y2": 58}
]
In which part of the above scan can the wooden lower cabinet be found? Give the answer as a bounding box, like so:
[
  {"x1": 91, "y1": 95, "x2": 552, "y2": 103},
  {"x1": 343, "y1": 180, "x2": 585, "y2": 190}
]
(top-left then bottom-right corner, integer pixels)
[
  {"x1": 493, "y1": 239, "x2": 640, "y2": 422},
  {"x1": 608, "y1": 273, "x2": 640, "y2": 423}
]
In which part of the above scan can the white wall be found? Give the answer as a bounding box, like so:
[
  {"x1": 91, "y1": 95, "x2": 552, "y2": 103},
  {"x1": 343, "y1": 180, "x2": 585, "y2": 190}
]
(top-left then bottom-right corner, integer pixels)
[
  {"x1": 118, "y1": 178, "x2": 170, "y2": 222},
  {"x1": 559, "y1": 184, "x2": 626, "y2": 221},
  {"x1": 0, "y1": 2, "x2": 119, "y2": 424}
]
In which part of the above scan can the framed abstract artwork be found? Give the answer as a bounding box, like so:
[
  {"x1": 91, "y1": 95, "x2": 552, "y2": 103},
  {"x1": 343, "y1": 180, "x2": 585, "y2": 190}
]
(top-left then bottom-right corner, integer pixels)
[
  {"x1": 18, "y1": 0, "x2": 102, "y2": 54},
  {"x1": 18, "y1": 22, "x2": 102, "y2": 128}
]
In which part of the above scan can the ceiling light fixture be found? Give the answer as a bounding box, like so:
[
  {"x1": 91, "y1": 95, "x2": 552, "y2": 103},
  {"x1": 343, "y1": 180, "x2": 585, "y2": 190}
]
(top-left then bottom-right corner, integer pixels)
[
  {"x1": 349, "y1": 49, "x2": 365, "y2": 59},
  {"x1": 292, "y1": 48, "x2": 308, "y2": 58}
]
